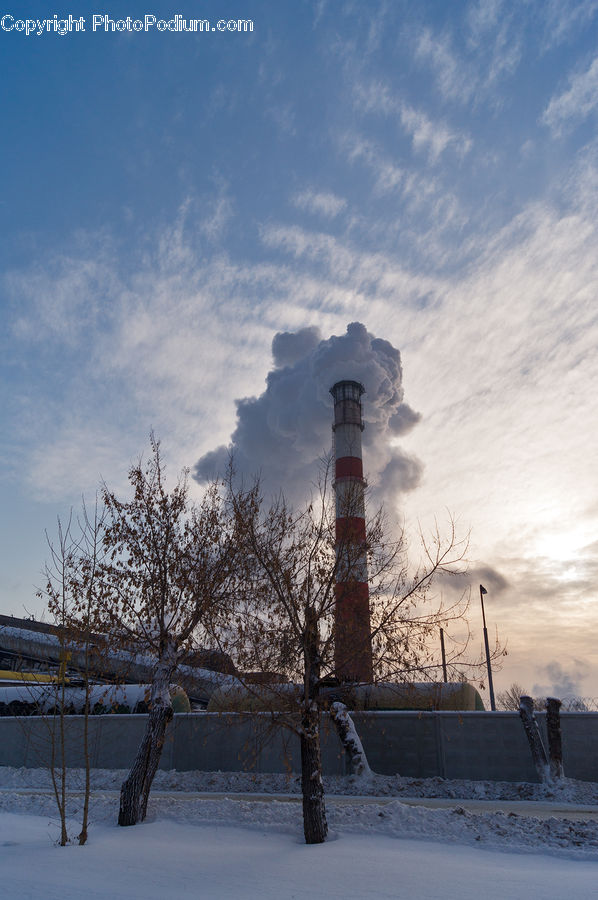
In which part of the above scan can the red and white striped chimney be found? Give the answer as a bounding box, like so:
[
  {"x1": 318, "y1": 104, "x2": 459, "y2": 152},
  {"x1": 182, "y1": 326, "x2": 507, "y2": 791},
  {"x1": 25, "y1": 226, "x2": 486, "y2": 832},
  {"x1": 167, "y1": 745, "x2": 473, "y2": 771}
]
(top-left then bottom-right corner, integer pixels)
[{"x1": 330, "y1": 380, "x2": 373, "y2": 683}]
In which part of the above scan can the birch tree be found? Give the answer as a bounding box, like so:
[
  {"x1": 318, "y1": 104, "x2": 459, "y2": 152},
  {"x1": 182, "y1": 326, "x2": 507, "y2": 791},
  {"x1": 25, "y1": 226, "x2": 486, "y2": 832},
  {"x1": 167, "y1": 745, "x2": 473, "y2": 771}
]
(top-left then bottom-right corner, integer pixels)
[{"x1": 98, "y1": 435, "x2": 236, "y2": 827}]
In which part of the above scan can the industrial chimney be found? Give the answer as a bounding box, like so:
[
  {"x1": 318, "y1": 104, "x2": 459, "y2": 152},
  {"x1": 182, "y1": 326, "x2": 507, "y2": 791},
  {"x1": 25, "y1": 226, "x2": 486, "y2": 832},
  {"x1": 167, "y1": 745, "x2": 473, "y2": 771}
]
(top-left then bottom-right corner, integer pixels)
[{"x1": 330, "y1": 380, "x2": 373, "y2": 683}]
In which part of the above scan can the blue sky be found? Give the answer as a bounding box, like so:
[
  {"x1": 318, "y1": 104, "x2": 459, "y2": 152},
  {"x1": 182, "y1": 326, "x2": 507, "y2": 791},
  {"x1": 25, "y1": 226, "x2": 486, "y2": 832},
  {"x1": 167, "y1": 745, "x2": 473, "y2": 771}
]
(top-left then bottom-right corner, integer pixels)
[{"x1": 2, "y1": 0, "x2": 598, "y2": 702}]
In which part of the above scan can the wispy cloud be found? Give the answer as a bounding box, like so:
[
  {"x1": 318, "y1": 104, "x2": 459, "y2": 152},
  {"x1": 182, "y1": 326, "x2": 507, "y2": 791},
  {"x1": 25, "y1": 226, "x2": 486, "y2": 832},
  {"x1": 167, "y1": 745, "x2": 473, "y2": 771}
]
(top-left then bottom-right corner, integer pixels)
[
  {"x1": 415, "y1": 28, "x2": 475, "y2": 104},
  {"x1": 339, "y1": 132, "x2": 468, "y2": 256},
  {"x1": 353, "y1": 81, "x2": 472, "y2": 161},
  {"x1": 542, "y1": 54, "x2": 598, "y2": 134},
  {"x1": 538, "y1": 0, "x2": 598, "y2": 51},
  {"x1": 4, "y1": 232, "x2": 287, "y2": 500},
  {"x1": 9, "y1": 144, "x2": 598, "y2": 521},
  {"x1": 342, "y1": 135, "x2": 404, "y2": 194},
  {"x1": 7, "y1": 250, "x2": 116, "y2": 347},
  {"x1": 291, "y1": 189, "x2": 347, "y2": 218},
  {"x1": 465, "y1": 0, "x2": 522, "y2": 83},
  {"x1": 466, "y1": 0, "x2": 504, "y2": 45},
  {"x1": 400, "y1": 101, "x2": 473, "y2": 160},
  {"x1": 413, "y1": 6, "x2": 521, "y2": 108},
  {"x1": 199, "y1": 190, "x2": 234, "y2": 242},
  {"x1": 260, "y1": 222, "x2": 442, "y2": 303}
]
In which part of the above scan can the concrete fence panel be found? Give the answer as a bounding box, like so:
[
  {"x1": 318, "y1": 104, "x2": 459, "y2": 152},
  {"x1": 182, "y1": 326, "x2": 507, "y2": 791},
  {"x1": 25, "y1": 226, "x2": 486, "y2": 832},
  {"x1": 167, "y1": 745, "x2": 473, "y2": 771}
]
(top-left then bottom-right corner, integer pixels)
[{"x1": 2, "y1": 710, "x2": 598, "y2": 782}]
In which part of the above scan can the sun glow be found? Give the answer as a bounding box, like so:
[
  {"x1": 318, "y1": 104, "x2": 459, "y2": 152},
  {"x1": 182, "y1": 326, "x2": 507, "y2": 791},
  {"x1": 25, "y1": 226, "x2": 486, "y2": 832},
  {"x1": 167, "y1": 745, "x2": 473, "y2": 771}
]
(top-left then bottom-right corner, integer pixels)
[{"x1": 533, "y1": 526, "x2": 591, "y2": 566}]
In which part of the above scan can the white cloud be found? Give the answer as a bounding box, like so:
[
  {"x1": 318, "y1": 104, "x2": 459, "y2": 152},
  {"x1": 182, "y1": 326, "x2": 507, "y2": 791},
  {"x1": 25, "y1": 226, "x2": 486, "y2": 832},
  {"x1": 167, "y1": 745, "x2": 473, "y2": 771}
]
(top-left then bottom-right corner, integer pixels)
[
  {"x1": 542, "y1": 55, "x2": 598, "y2": 133},
  {"x1": 484, "y1": 23, "x2": 521, "y2": 90},
  {"x1": 465, "y1": 0, "x2": 522, "y2": 83},
  {"x1": 415, "y1": 28, "x2": 475, "y2": 104},
  {"x1": 399, "y1": 101, "x2": 472, "y2": 161},
  {"x1": 339, "y1": 133, "x2": 467, "y2": 246},
  {"x1": 5, "y1": 244, "x2": 286, "y2": 501},
  {"x1": 10, "y1": 152, "x2": 598, "y2": 526},
  {"x1": 260, "y1": 223, "x2": 442, "y2": 304},
  {"x1": 353, "y1": 81, "x2": 472, "y2": 161},
  {"x1": 539, "y1": 0, "x2": 598, "y2": 51},
  {"x1": 342, "y1": 135, "x2": 404, "y2": 194},
  {"x1": 8, "y1": 252, "x2": 116, "y2": 347},
  {"x1": 200, "y1": 194, "x2": 233, "y2": 241},
  {"x1": 413, "y1": 8, "x2": 521, "y2": 108},
  {"x1": 291, "y1": 189, "x2": 347, "y2": 218},
  {"x1": 466, "y1": 0, "x2": 504, "y2": 44}
]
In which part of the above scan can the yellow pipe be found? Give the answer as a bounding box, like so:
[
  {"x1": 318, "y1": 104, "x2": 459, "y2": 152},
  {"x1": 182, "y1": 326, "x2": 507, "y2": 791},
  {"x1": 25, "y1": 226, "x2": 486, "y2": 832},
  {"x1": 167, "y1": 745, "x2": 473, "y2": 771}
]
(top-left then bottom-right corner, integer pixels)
[{"x1": 0, "y1": 670, "x2": 69, "y2": 684}]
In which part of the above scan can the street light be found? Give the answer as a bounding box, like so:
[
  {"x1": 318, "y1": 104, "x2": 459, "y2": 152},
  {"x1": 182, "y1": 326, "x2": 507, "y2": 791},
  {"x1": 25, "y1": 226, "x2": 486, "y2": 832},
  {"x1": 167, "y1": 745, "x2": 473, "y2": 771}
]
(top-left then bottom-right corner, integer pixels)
[{"x1": 480, "y1": 584, "x2": 496, "y2": 711}]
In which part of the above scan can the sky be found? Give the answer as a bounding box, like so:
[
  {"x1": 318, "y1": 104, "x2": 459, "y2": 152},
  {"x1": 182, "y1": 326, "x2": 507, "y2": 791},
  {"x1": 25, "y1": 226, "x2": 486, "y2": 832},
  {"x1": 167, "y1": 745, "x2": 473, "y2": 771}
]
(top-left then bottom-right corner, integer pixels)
[{"x1": 1, "y1": 0, "x2": 598, "y2": 703}]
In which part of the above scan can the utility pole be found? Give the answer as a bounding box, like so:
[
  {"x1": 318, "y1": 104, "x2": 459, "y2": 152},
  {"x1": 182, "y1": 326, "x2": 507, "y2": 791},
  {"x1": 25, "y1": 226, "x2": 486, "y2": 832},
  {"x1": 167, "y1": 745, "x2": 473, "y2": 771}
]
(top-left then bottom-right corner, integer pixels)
[
  {"x1": 439, "y1": 627, "x2": 448, "y2": 683},
  {"x1": 480, "y1": 584, "x2": 496, "y2": 711}
]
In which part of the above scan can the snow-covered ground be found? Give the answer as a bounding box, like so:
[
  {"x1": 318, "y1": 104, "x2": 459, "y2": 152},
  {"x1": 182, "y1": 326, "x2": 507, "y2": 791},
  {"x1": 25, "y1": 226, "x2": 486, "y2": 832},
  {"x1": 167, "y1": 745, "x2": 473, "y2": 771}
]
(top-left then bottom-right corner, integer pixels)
[{"x1": 1, "y1": 768, "x2": 598, "y2": 899}]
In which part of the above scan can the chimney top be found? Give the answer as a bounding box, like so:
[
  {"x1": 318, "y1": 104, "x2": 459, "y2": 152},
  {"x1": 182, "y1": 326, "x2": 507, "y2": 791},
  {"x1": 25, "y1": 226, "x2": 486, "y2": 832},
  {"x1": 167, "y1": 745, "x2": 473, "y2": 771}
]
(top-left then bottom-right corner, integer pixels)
[{"x1": 329, "y1": 380, "x2": 365, "y2": 402}]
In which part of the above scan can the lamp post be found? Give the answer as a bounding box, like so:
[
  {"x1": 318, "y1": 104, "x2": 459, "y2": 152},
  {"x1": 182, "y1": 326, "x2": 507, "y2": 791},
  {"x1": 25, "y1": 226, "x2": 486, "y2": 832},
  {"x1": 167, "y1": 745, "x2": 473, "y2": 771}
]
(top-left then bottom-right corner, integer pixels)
[{"x1": 480, "y1": 584, "x2": 496, "y2": 711}]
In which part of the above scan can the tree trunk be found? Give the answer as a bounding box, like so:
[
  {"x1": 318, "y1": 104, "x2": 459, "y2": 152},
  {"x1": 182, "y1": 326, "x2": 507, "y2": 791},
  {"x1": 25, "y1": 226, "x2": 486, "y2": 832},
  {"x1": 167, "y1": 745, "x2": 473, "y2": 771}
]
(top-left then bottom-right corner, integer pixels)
[
  {"x1": 546, "y1": 696, "x2": 564, "y2": 781},
  {"x1": 330, "y1": 701, "x2": 372, "y2": 778},
  {"x1": 118, "y1": 705, "x2": 173, "y2": 826},
  {"x1": 300, "y1": 703, "x2": 328, "y2": 845},
  {"x1": 78, "y1": 676, "x2": 90, "y2": 845},
  {"x1": 519, "y1": 695, "x2": 550, "y2": 784},
  {"x1": 78, "y1": 634, "x2": 92, "y2": 845},
  {"x1": 119, "y1": 649, "x2": 175, "y2": 827}
]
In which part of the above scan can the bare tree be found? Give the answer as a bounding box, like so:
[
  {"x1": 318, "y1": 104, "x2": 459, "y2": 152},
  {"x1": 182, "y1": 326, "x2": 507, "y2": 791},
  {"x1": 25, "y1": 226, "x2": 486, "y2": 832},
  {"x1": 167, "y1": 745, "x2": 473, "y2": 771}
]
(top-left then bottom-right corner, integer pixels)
[
  {"x1": 64, "y1": 499, "x2": 105, "y2": 845},
  {"x1": 497, "y1": 683, "x2": 542, "y2": 711},
  {"x1": 35, "y1": 500, "x2": 105, "y2": 845},
  {"x1": 223, "y1": 463, "x2": 477, "y2": 844},
  {"x1": 97, "y1": 435, "x2": 236, "y2": 827}
]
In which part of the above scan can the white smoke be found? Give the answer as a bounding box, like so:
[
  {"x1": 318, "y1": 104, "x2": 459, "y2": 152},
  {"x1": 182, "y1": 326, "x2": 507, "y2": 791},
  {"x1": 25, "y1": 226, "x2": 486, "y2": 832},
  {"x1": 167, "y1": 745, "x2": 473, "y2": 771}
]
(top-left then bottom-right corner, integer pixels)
[
  {"x1": 533, "y1": 660, "x2": 590, "y2": 700},
  {"x1": 194, "y1": 322, "x2": 422, "y2": 506}
]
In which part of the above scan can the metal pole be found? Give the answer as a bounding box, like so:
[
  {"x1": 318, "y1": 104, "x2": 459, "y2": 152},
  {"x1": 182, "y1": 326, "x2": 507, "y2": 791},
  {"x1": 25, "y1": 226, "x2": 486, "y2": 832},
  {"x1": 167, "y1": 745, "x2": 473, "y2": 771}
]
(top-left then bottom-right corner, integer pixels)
[
  {"x1": 440, "y1": 628, "x2": 448, "y2": 683},
  {"x1": 480, "y1": 585, "x2": 496, "y2": 711}
]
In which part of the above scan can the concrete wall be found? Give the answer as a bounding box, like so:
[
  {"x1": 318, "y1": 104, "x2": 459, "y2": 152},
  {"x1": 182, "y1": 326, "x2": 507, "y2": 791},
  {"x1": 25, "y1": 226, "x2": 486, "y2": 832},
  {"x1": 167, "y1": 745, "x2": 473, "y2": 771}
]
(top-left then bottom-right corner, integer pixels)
[{"x1": 2, "y1": 710, "x2": 598, "y2": 782}]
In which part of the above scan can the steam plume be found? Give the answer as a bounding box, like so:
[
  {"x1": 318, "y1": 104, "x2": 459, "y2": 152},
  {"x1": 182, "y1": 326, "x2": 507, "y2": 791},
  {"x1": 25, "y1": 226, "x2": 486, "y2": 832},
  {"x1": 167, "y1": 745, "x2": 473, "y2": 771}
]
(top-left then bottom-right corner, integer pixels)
[{"x1": 194, "y1": 322, "x2": 422, "y2": 506}]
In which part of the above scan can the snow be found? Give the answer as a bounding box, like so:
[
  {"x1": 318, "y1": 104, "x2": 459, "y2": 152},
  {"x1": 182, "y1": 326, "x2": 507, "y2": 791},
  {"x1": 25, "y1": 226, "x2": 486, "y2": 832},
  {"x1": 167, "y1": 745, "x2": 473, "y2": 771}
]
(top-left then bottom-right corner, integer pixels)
[
  {"x1": 1, "y1": 812, "x2": 597, "y2": 900},
  {"x1": 2, "y1": 767, "x2": 598, "y2": 898}
]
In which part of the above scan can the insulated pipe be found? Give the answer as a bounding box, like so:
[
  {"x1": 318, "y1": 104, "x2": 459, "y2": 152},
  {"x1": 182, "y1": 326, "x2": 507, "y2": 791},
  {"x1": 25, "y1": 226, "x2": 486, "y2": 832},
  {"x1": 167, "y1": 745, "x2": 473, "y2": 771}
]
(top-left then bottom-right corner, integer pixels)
[
  {"x1": 330, "y1": 380, "x2": 373, "y2": 683},
  {"x1": 0, "y1": 623, "x2": 238, "y2": 705}
]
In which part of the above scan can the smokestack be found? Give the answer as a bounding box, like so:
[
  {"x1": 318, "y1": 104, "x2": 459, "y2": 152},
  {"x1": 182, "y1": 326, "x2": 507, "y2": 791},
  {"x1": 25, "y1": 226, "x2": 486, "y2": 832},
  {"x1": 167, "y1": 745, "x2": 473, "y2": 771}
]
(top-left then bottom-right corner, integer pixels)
[{"x1": 330, "y1": 380, "x2": 373, "y2": 683}]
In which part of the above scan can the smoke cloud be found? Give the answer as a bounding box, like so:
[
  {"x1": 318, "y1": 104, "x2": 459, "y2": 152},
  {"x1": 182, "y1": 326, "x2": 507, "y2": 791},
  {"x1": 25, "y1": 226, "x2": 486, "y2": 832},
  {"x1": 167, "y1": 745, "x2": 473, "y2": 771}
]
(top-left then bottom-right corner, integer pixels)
[
  {"x1": 194, "y1": 322, "x2": 422, "y2": 506},
  {"x1": 434, "y1": 564, "x2": 510, "y2": 599},
  {"x1": 533, "y1": 660, "x2": 590, "y2": 700}
]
